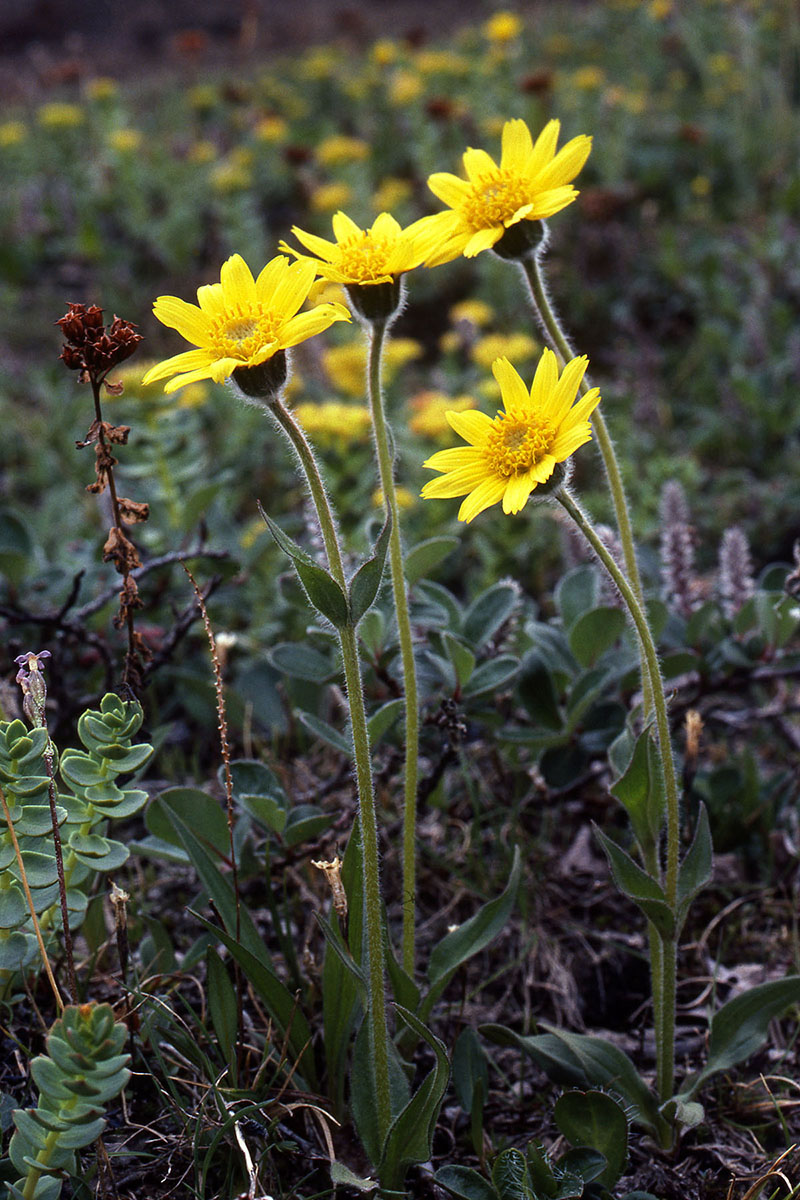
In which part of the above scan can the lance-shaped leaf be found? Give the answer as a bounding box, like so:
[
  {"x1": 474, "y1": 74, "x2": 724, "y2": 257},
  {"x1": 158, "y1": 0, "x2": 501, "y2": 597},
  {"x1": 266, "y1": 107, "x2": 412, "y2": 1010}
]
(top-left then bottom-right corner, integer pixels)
[
  {"x1": 378, "y1": 1007, "x2": 450, "y2": 1190},
  {"x1": 259, "y1": 504, "x2": 349, "y2": 628},
  {"x1": 609, "y1": 727, "x2": 666, "y2": 857},
  {"x1": 676, "y1": 803, "x2": 713, "y2": 932},
  {"x1": 349, "y1": 510, "x2": 392, "y2": 626},
  {"x1": 593, "y1": 825, "x2": 675, "y2": 939}
]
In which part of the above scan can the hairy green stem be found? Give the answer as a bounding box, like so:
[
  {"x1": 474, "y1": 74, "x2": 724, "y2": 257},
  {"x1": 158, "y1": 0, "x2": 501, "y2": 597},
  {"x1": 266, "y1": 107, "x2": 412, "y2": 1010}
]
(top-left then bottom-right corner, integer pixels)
[
  {"x1": 520, "y1": 251, "x2": 654, "y2": 720},
  {"x1": 556, "y1": 488, "x2": 680, "y2": 1101},
  {"x1": 269, "y1": 396, "x2": 392, "y2": 1141},
  {"x1": 366, "y1": 318, "x2": 420, "y2": 976}
]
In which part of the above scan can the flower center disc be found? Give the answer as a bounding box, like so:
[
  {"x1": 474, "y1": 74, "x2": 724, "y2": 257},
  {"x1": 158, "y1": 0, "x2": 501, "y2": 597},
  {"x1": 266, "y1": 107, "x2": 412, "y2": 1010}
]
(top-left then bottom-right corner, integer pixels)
[
  {"x1": 486, "y1": 412, "x2": 554, "y2": 476},
  {"x1": 465, "y1": 171, "x2": 530, "y2": 228},
  {"x1": 339, "y1": 234, "x2": 391, "y2": 282},
  {"x1": 213, "y1": 309, "x2": 279, "y2": 359}
]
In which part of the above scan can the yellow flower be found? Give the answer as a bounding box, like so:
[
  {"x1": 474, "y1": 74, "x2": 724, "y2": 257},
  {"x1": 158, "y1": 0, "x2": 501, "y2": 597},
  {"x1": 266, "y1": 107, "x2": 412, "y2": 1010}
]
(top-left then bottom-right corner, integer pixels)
[
  {"x1": 483, "y1": 11, "x2": 523, "y2": 43},
  {"x1": 371, "y1": 39, "x2": 399, "y2": 67},
  {"x1": 295, "y1": 401, "x2": 372, "y2": 443},
  {"x1": 409, "y1": 391, "x2": 478, "y2": 438},
  {"x1": 316, "y1": 134, "x2": 370, "y2": 167},
  {"x1": 37, "y1": 102, "x2": 84, "y2": 129},
  {"x1": 85, "y1": 77, "x2": 118, "y2": 101},
  {"x1": 449, "y1": 299, "x2": 494, "y2": 327},
  {"x1": 373, "y1": 485, "x2": 415, "y2": 509},
  {"x1": 372, "y1": 177, "x2": 413, "y2": 213},
  {"x1": 323, "y1": 336, "x2": 421, "y2": 396},
  {"x1": 281, "y1": 211, "x2": 434, "y2": 287},
  {"x1": 211, "y1": 159, "x2": 251, "y2": 192},
  {"x1": 254, "y1": 115, "x2": 288, "y2": 142},
  {"x1": 142, "y1": 254, "x2": 350, "y2": 394},
  {"x1": 310, "y1": 182, "x2": 354, "y2": 213},
  {"x1": 107, "y1": 128, "x2": 142, "y2": 153},
  {"x1": 188, "y1": 85, "x2": 218, "y2": 111},
  {"x1": 690, "y1": 174, "x2": 712, "y2": 198},
  {"x1": 472, "y1": 331, "x2": 538, "y2": 369},
  {"x1": 420, "y1": 118, "x2": 592, "y2": 265},
  {"x1": 389, "y1": 70, "x2": 424, "y2": 105},
  {"x1": 573, "y1": 66, "x2": 605, "y2": 90},
  {"x1": 421, "y1": 349, "x2": 601, "y2": 522},
  {"x1": 414, "y1": 49, "x2": 470, "y2": 75},
  {"x1": 0, "y1": 121, "x2": 26, "y2": 146}
]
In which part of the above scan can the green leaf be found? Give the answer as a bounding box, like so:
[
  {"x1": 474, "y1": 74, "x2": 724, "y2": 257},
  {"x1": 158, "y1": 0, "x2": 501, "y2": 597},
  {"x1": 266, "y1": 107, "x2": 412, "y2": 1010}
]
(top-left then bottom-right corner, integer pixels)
[
  {"x1": 676, "y1": 804, "x2": 713, "y2": 929},
  {"x1": 609, "y1": 729, "x2": 666, "y2": 856},
  {"x1": 349, "y1": 510, "x2": 391, "y2": 626},
  {"x1": 568, "y1": 606, "x2": 627, "y2": 668},
  {"x1": 350, "y1": 1015, "x2": 410, "y2": 1167},
  {"x1": 0, "y1": 508, "x2": 34, "y2": 586},
  {"x1": 463, "y1": 582, "x2": 519, "y2": 649},
  {"x1": 593, "y1": 826, "x2": 675, "y2": 938},
  {"x1": 297, "y1": 710, "x2": 351, "y2": 756},
  {"x1": 330, "y1": 1162, "x2": 378, "y2": 1191},
  {"x1": 145, "y1": 788, "x2": 231, "y2": 857},
  {"x1": 423, "y1": 849, "x2": 520, "y2": 1020},
  {"x1": 443, "y1": 633, "x2": 476, "y2": 688},
  {"x1": 206, "y1": 948, "x2": 238, "y2": 1076},
  {"x1": 95, "y1": 743, "x2": 153, "y2": 773},
  {"x1": 367, "y1": 699, "x2": 404, "y2": 745},
  {"x1": 268, "y1": 642, "x2": 337, "y2": 682},
  {"x1": 435, "y1": 1165, "x2": 498, "y2": 1200},
  {"x1": 480, "y1": 1024, "x2": 663, "y2": 1136},
  {"x1": 404, "y1": 536, "x2": 459, "y2": 586},
  {"x1": 555, "y1": 565, "x2": 600, "y2": 629},
  {"x1": 452, "y1": 1027, "x2": 489, "y2": 1117},
  {"x1": 518, "y1": 651, "x2": 563, "y2": 731},
  {"x1": 239, "y1": 792, "x2": 287, "y2": 835},
  {"x1": 379, "y1": 1007, "x2": 450, "y2": 1190},
  {"x1": 491, "y1": 1148, "x2": 538, "y2": 1199},
  {"x1": 261, "y1": 509, "x2": 350, "y2": 627},
  {"x1": 681, "y1": 975, "x2": 800, "y2": 1097},
  {"x1": 191, "y1": 911, "x2": 315, "y2": 1088},
  {"x1": 59, "y1": 751, "x2": 104, "y2": 789},
  {"x1": 283, "y1": 804, "x2": 333, "y2": 847},
  {"x1": 554, "y1": 1089, "x2": 628, "y2": 1188},
  {"x1": 461, "y1": 655, "x2": 520, "y2": 699}
]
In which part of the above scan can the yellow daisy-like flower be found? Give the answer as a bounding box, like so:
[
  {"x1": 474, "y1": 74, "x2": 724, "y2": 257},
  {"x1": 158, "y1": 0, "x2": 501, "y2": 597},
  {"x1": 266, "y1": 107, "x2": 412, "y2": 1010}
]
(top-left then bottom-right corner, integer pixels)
[
  {"x1": 420, "y1": 118, "x2": 592, "y2": 266},
  {"x1": 421, "y1": 349, "x2": 601, "y2": 523},
  {"x1": 281, "y1": 211, "x2": 433, "y2": 288},
  {"x1": 142, "y1": 254, "x2": 350, "y2": 394}
]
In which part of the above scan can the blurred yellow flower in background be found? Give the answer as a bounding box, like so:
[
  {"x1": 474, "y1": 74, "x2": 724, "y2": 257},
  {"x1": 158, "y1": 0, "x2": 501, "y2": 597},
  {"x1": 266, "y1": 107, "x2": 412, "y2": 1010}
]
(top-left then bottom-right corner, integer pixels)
[
  {"x1": 483, "y1": 11, "x2": 523, "y2": 43},
  {"x1": 107, "y1": 129, "x2": 143, "y2": 153},
  {"x1": 38, "y1": 103, "x2": 84, "y2": 129},
  {"x1": 85, "y1": 77, "x2": 118, "y2": 101},
  {"x1": 310, "y1": 182, "x2": 354, "y2": 213},
  {"x1": 472, "y1": 331, "x2": 538, "y2": 369},
  {"x1": 254, "y1": 115, "x2": 289, "y2": 142},
  {"x1": 295, "y1": 401, "x2": 372, "y2": 443},
  {"x1": 316, "y1": 135, "x2": 370, "y2": 167},
  {"x1": 0, "y1": 121, "x2": 27, "y2": 146},
  {"x1": 409, "y1": 391, "x2": 478, "y2": 438}
]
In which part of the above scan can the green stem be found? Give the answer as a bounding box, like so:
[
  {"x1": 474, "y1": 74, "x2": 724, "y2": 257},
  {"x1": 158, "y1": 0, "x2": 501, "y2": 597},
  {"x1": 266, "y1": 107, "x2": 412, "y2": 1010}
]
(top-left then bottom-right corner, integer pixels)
[
  {"x1": 520, "y1": 251, "x2": 654, "y2": 721},
  {"x1": 366, "y1": 319, "x2": 420, "y2": 977},
  {"x1": 269, "y1": 396, "x2": 392, "y2": 1142},
  {"x1": 556, "y1": 488, "x2": 680, "y2": 1102}
]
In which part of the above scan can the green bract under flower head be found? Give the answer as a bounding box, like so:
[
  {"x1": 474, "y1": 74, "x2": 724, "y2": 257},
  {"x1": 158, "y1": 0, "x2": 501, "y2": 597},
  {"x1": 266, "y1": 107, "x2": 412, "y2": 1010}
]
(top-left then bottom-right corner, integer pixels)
[{"x1": 142, "y1": 254, "x2": 350, "y2": 394}]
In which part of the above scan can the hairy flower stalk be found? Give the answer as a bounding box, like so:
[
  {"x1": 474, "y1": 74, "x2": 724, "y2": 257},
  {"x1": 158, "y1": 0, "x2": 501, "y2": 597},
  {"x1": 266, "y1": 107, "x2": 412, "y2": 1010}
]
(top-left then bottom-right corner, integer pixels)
[
  {"x1": 146, "y1": 252, "x2": 391, "y2": 1137},
  {"x1": 422, "y1": 352, "x2": 682, "y2": 1105},
  {"x1": 283, "y1": 211, "x2": 428, "y2": 974}
]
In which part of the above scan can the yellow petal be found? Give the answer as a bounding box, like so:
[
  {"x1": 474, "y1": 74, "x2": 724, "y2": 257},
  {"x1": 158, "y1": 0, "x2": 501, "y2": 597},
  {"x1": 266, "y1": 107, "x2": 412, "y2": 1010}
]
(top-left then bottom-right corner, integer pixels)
[
  {"x1": 445, "y1": 409, "x2": 494, "y2": 445},
  {"x1": 502, "y1": 472, "x2": 536, "y2": 514},
  {"x1": 421, "y1": 461, "x2": 492, "y2": 498},
  {"x1": 458, "y1": 476, "x2": 507, "y2": 523},
  {"x1": 256, "y1": 255, "x2": 291, "y2": 299},
  {"x1": 463, "y1": 147, "x2": 498, "y2": 183},
  {"x1": 285, "y1": 228, "x2": 337, "y2": 264},
  {"x1": 162, "y1": 365, "x2": 217, "y2": 393},
  {"x1": 271, "y1": 258, "x2": 317, "y2": 318},
  {"x1": 371, "y1": 211, "x2": 402, "y2": 240},
  {"x1": 527, "y1": 119, "x2": 561, "y2": 177},
  {"x1": 550, "y1": 423, "x2": 593, "y2": 460},
  {"x1": 152, "y1": 296, "x2": 212, "y2": 347},
  {"x1": 534, "y1": 134, "x2": 592, "y2": 189},
  {"x1": 332, "y1": 210, "x2": 363, "y2": 243},
  {"x1": 546, "y1": 355, "x2": 589, "y2": 423},
  {"x1": 500, "y1": 118, "x2": 533, "y2": 173},
  {"x1": 564, "y1": 386, "x2": 602, "y2": 425},
  {"x1": 427, "y1": 171, "x2": 471, "y2": 208},
  {"x1": 492, "y1": 357, "x2": 530, "y2": 412},
  {"x1": 463, "y1": 226, "x2": 503, "y2": 257},
  {"x1": 423, "y1": 445, "x2": 483, "y2": 471},
  {"x1": 196, "y1": 283, "x2": 225, "y2": 318},
  {"x1": 142, "y1": 348, "x2": 213, "y2": 384},
  {"x1": 220, "y1": 254, "x2": 257, "y2": 309},
  {"x1": 528, "y1": 185, "x2": 579, "y2": 220},
  {"x1": 278, "y1": 305, "x2": 349, "y2": 348},
  {"x1": 530, "y1": 348, "x2": 560, "y2": 410}
]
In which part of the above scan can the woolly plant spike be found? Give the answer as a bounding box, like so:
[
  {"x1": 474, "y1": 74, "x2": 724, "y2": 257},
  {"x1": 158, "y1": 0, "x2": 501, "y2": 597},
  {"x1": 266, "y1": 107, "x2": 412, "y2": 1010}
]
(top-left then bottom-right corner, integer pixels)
[
  {"x1": 659, "y1": 479, "x2": 697, "y2": 618},
  {"x1": 7, "y1": 1002, "x2": 130, "y2": 1200},
  {"x1": 718, "y1": 525, "x2": 755, "y2": 619}
]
